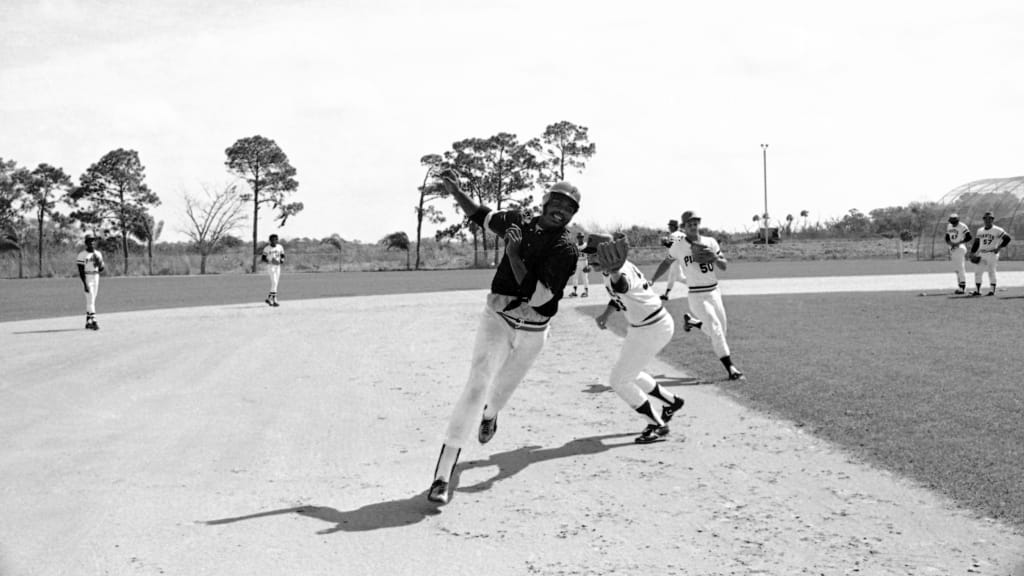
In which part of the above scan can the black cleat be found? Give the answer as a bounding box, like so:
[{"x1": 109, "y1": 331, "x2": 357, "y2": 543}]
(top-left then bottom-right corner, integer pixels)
[
  {"x1": 427, "y1": 479, "x2": 450, "y2": 504},
  {"x1": 265, "y1": 297, "x2": 273, "y2": 306},
  {"x1": 635, "y1": 423, "x2": 669, "y2": 444},
  {"x1": 986, "y1": 290, "x2": 996, "y2": 296},
  {"x1": 661, "y1": 396, "x2": 685, "y2": 424},
  {"x1": 953, "y1": 289, "x2": 965, "y2": 295},
  {"x1": 682, "y1": 313, "x2": 702, "y2": 332},
  {"x1": 728, "y1": 368, "x2": 745, "y2": 381},
  {"x1": 479, "y1": 412, "x2": 498, "y2": 444}
]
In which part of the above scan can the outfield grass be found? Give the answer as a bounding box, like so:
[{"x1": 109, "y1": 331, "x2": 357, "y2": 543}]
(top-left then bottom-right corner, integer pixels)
[{"x1": 582, "y1": 290, "x2": 1024, "y2": 529}]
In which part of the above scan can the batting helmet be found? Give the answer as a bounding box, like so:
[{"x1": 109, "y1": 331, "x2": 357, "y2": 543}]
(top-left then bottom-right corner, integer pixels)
[{"x1": 542, "y1": 181, "x2": 581, "y2": 211}]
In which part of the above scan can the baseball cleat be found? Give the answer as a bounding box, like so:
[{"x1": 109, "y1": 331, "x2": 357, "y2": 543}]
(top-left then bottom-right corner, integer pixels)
[
  {"x1": 272, "y1": 300, "x2": 280, "y2": 307},
  {"x1": 660, "y1": 294, "x2": 669, "y2": 301},
  {"x1": 661, "y1": 396, "x2": 685, "y2": 424},
  {"x1": 427, "y1": 479, "x2": 450, "y2": 504},
  {"x1": 478, "y1": 412, "x2": 498, "y2": 444},
  {"x1": 969, "y1": 291, "x2": 981, "y2": 297},
  {"x1": 568, "y1": 292, "x2": 578, "y2": 298},
  {"x1": 728, "y1": 368, "x2": 745, "y2": 381},
  {"x1": 581, "y1": 291, "x2": 589, "y2": 297},
  {"x1": 986, "y1": 290, "x2": 996, "y2": 296},
  {"x1": 635, "y1": 424, "x2": 669, "y2": 444},
  {"x1": 265, "y1": 297, "x2": 273, "y2": 306},
  {"x1": 953, "y1": 289, "x2": 965, "y2": 295},
  {"x1": 682, "y1": 313, "x2": 702, "y2": 332}
]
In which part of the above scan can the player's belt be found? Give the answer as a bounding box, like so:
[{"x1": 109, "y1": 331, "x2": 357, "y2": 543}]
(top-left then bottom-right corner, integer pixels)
[
  {"x1": 630, "y1": 307, "x2": 667, "y2": 328},
  {"x1": 688, "y1": 283, "x2": 718, "y2": 293},
  {"x1": 497, "y1": 311, "x2": 550, "y2": 332}
]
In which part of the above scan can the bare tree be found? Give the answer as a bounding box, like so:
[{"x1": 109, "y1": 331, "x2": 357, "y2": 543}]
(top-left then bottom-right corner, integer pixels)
[{"x1": 182, "y1": 183, "x2": 247, "y2": 274}]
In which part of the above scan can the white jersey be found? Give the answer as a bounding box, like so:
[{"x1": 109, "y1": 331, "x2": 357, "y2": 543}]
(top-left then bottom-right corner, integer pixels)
[
  {"x1": 665, "y1": 230, "x2": 684, "y2": 249},
  {"x1": 602, "y1": 261, "x2": 667, "y2": 327},
  {"x1": 262, "y1": 243, "x2": 285, "y2": 265},
  {"x1": 667, "y1": 235, "x2": 722, "y2": 292},
  {"x1": 975, "y1": 225, "x2": 1007, "y2": 253},
  {"x1": 75, "y1": 249, "x2": 105, "y2": 274},
  {"x1": 946, "y1": 222, "x2": 970, "y2": 245}
]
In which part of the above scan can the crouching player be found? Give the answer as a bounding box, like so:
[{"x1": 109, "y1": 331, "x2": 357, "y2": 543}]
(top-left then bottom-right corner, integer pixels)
[{"x1": 586, "y1": 233, "x2": 685, "y2": 444}]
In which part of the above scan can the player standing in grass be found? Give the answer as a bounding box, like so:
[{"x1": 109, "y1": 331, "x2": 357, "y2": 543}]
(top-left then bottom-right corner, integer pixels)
[
  {"x1": 427, "y1": 169, "x2": 580, "y2": 505},
  {"x1": 945, "y1": 213, "x2": 972, "y2": 294},
  {"x1": 261, "y1": 234, "x2": 284, "y2": 306},
  {"x1": 652, "y1": 211, "x2": 744, "y2": 381},
  {"x1": 76, "y1": 234, "x2": 105, "y2": 330},
  {"x1": 968, "y1": 211, "x2": 1012, "y2": 296},
  {"x1": 586, "y1": 233, "x2": 686, "y2": 444},
  {"x1": 652, "y1": 219, "x2": 685, "y2": 300},
  {"x1": 569, "y1": 232, "x2": 591, "y2": 297}
]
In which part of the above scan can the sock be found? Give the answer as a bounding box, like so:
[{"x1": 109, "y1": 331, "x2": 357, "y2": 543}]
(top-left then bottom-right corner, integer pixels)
[
  {"x1": 720, "y1": 356, "x2": 735, "y2": 370},
  {"x1": 647, "y1": 383, "x2": 676, "y2": 405},
  {"x1": 976, "y1": 283, "x2": 982, "y2": 292},
  {"x1": 634, "y1": 400, "x2": 664, "y2": 426},
  {"x1": 433, "y1": 444, "x2": 461, "y2": 482},
  {"x1": 990, "y1": 284, "x2": 996, "y2": 292}
]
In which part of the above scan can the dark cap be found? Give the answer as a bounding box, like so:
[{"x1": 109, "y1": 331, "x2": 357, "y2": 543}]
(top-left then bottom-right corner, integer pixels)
[
  {"x1": 544, "y1": 181, "x2": 581, "y2": 209},
  {"x1": 581, "y1": 232, "x2": 612, "y2": 254},
  {"x1": 948, "y1": 213, "x2": 959, "y2": 221},
  {"x1": 681, "y1": 210, "x2": 701, "y2": 223},
  {"x1": 983, "y1": 211, "x2": 995, "y2": 219},
  {"x1": 668, "y1": 219, "x2": 679, "y2": 227}
]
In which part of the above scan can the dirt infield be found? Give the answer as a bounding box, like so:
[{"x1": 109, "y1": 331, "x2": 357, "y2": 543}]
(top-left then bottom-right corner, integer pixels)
[{"x1": 2, "y1": 275, "x2": 1023, "y2": 575}]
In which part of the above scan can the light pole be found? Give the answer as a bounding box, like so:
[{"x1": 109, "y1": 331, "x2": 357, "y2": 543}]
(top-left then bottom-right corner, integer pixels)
[{"x1": 760, "y1": 143, "x2": 769, "y2": 251}]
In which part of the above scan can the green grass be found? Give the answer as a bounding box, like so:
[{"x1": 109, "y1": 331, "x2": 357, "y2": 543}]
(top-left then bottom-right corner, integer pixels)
[{"x1": 580, "y1": 290, "x2": 1024, "y2": 529}]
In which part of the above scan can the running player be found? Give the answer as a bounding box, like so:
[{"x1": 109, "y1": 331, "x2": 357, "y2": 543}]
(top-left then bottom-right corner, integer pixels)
[
  {"x1": 945, "y1": 213, "x2": 972, "y2": 294},
  {"x1": 75, "y1": 234, "x2": 105, "y2": 330},
  {"x1": 652, "y1": 211, "x2": 744, "y2": 381},
  {"x1": 261, "y1": 234, "x2": 284, "y2": 306},
  {"x1": 586, "y1": 233, "x2": 686, "y2": 444},
  {"x1": 652, "y1": 219, "x2": 685, "y2": 300},
  {"x1": 968, "y1": 211, "x2": 1012, "y2": 296},
  {"x1": 427, "y1": 170, "x2": 580, "y2": 505}
]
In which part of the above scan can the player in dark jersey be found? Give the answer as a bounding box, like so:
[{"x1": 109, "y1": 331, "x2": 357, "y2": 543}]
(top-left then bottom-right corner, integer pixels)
[{"x1": 428, "y1": 170, "x2": 581, "y2": 505}]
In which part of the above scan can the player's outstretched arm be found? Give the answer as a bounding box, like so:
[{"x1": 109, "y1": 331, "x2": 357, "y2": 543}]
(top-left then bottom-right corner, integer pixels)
[
  {"x1": 651, "y1": 257, "x2": 674, "y2": 283},
  {"x1": 438, "y1": 169, "x2": 481, "y2": 217}
]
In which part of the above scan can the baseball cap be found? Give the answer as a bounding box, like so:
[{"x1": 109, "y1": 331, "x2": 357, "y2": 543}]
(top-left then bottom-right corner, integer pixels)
[
  {"x1": 581, "y1": 232, "x2": 612, "y2": 254},
  {"x1": 983, "y1": 211, "x2": 995, "y2": 218},
  {"x1": 681, "y1": 210, "x2": 701, "y2": 223},
  {"x1": 948, "y1": 213, "x2": 959, "y2": 220},
  {"x1": 544, "y1": 181, "x2": 581, "y2": 210},
  {"x1": 84, "y1": 233, "x2": 96, "y2": 241},
  {"x1": 668, "y1": 219, "x2": 679, "y2": 227}
]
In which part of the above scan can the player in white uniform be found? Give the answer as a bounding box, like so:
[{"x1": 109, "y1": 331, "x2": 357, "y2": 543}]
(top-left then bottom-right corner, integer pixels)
[
  {"x1": 261, "y1": 234, "x2": 285, "y2": 306},
  {"x1": 652, "y1": 219, "x2": 686, "y2": 300},
  {"x1": 968, "y1": 211, "x2": 1012, "y2": 296},
  {"x1": 944, "y1": 213, "x2": 973, "y2": 294},
  {"x1": 586, "y1": 233, "x2": 686, "y2": 444},
  {"x1": 569, "y1": 232, "x2": 591, "y2": 297},
  {"x1": 75, "y1": 234, "x2": 105, "y2": 330},
  {"x1": 653, "y1": 211, "x2": 744, "y2": 381}
]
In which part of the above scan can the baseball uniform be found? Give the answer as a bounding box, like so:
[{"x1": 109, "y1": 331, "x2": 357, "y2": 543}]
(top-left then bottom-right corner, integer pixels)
[
  {"x1": 76, "y1": 247, "x2": 105, "y2": 329},
  {"x1": 946, "y1": 220, "x2": 971, "y2": 290},
  {"x1": 668, "y1": 235, "x2": 732, "y2": 359},
  {"x1": 262, "y1": 241, "x2": 285, "y2": 305},
  {"x1": 973, "y1": 224, "x2": 1010, "y2": 292}
]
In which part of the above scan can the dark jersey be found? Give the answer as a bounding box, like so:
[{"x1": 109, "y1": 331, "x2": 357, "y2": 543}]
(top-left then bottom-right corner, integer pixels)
[{"x1": 470, "y1": 207, "x2": 579, "y2": 317}]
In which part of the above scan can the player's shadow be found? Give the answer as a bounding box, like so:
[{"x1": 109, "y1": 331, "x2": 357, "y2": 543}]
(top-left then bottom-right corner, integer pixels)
[
  {"x1": 200, "y1": 433, "x2": 636, "y2": 534},
  {"x1": 582, "y1": 373, "x2": 699, "y2": 394},
  {"x1": 12, "y1": 328, "x2": 82, "y2": 334},
  {"x1": 453, "y1": 432, "x2": 637, "y2": 497}
]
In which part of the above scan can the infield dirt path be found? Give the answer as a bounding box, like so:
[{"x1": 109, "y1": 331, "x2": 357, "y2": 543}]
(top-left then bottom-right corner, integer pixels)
[{"x1": 1, "y1": 274, "x2": 1023, "y2": 576}]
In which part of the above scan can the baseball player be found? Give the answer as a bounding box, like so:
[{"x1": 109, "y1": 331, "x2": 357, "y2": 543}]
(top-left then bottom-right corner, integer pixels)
[
  {"x1": 569, "y1": 232, "x2": 591, "y2": 297},
  {"x1": 652, "y1": 219, "x2": 685, "y2": 300},
  {"x1": 968, "y1": 211, "x2": 1012, "y2": 296},
  {"x1": 652, "y1": 210, "x2": 744, "y2": 381},
  {"x1": 261, "y1": 234, "x2": 285, "y2": 306},
  {"x1": 586, "y1": 233, "x2": 686, "y2": 444},
  {"x1": 427, "y1": 170, "x2": 580, "y2": 505},
  {"x1": 944, "y1": 213, "x2": 972, "y2": 294},
  {"x1": 75, "y1": 234, "x2": 105, "y2": 330}
]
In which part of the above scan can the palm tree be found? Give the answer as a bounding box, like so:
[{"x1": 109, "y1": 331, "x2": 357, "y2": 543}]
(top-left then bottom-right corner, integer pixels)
[
  {"x1": 785, "y1": 214, "x2": 794, "y2": 236},
  {"x1": 381, "y1": 231, "x2": 411, "y2": 270},
  {"x1": 800, "y1": 209, "x2": 809, "y2": 231}
]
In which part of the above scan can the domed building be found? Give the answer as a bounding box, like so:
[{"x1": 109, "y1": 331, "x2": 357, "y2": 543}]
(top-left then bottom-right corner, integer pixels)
[{"x1": 918, "y1": 176, "x2": 1024, "y2": 260}]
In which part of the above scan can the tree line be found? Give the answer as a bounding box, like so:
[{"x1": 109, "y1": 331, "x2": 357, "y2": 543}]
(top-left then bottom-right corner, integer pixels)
[{"x1": 0, "y1": 135, "x2": 302, "y2": 278}]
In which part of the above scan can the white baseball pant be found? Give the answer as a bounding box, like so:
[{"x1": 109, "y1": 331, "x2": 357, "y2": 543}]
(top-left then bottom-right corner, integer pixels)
[
  {"x1": 950, "y1": 244, "x2": 967, "y2": 285},
  {"x1": 608, "y1": 314, "x2": 674, "y2": 409},
  {"x1": 974, "y1": 252, "x2": 1000, "y2": 286},
  {"x1": 688, "y1": 288, "x2": 730, "y2": 359},
  {"x1": 443, "y1": 301, "x2": 549, "y2": 449},
  {"x1": 268, "y1": 264, "x2": 281, "y2": 292},
  {"x1": 572, "y1": 260, "x2": 590, "y2": 291},
  {"x1": 83, "y1": 273, "x2": 100, "y2": 313},
  {"x1": 665, "y1": 260, "x2": 684, "y2": 292}
]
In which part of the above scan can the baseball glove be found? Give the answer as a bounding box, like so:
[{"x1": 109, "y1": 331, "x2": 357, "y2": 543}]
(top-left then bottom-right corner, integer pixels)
[
  {"x1": 597, "y1": 237, "x2": 629, "y2": 271},
  {"x1": 970, "y1": 254, "x2": 982, "y2": 264},
  {"x1": 691, "y1": 243, "x2": 718, "y2": 265}
]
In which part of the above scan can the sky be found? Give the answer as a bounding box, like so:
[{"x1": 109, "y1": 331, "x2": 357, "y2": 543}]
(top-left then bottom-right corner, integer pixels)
[{"x1": 2, "y1": 0, "x2": 1023, "y2": 244}]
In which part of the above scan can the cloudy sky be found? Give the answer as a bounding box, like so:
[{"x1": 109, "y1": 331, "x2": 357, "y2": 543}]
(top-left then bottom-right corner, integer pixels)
[{"x1": 2, "y1": 0, "x2": 1022, "y2": 243}]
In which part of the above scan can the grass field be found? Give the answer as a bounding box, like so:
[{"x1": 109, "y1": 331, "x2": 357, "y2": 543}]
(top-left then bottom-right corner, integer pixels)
[
  {"x1": 3, "y1": 259, "x2": 1023, "y2": 531},
  {"x1": 582, "y1": 288, "x2": 1024, "y2": 531}
]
